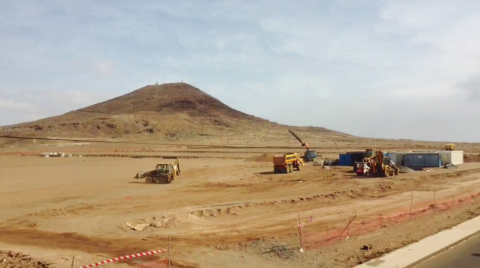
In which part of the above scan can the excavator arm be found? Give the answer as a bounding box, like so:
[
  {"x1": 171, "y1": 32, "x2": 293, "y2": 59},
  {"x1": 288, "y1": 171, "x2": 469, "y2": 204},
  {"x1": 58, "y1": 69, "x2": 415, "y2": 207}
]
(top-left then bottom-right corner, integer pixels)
[{"x1": 289, "y1": 129, "x2": 310, "y2": 150}]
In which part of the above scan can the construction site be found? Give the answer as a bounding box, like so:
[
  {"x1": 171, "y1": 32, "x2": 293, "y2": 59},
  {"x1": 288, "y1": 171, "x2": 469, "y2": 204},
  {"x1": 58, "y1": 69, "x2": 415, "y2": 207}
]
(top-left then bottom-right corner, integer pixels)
[{"x1": 1, "y1": 83, "x2": 480, "y2": 268}]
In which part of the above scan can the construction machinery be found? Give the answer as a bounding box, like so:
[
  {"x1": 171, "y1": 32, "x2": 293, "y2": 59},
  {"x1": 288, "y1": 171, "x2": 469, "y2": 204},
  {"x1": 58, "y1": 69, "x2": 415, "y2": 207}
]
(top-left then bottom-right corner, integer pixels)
[
  {"x1": 356, "y1": 149, "x2": 399, "y2": 177},
  {"x1": 367, "y1": 151, "x2": 399, "y2": 177},
  {"x1": 364, "y1": 148, "x2": 376, "y2": 158},
  {"x1": 356, "y1": 161, "x2": 370, "y2": 176},
  {"x1": 354, "y1": 148, "x2": 377, "y2": 173},
  {"x1": 288, "y1": 129, "x2": 318, "y2": 162},
  {"x1": 273, "y1": 153, "x2": 305, "y2": 173},
  {"x1": 134, "y1": 158, "x2": 180, "y2": 184},
  {"x1": 445, "y1": 144, "x2": 455, "y2": 151}
]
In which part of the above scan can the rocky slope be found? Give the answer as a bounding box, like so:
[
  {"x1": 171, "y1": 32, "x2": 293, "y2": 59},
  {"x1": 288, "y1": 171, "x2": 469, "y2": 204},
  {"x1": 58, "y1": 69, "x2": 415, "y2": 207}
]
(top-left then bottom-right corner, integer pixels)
[{"x1": 0, "y1": 83, "x2": 350, "y2": 143}]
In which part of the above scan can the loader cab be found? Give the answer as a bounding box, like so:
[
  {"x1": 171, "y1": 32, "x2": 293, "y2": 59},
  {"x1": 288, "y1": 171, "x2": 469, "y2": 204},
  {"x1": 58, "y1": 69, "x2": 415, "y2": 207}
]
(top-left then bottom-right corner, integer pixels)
[
  {"x1": 304, "y1": 150, "x2": 317, "y2": 162},
  {"x1": 156, "y1": 164, "x2": 170, "y2": 173},
  {"x1": 365, "y1": 149, "x2": 376, "y2": 158}
]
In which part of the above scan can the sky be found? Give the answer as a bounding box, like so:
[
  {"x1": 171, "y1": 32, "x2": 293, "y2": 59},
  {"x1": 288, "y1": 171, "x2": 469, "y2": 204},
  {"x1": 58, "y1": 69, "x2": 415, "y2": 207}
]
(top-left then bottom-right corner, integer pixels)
[{"x1": 0, "y1": 0, "x2": 479, "y2": 142}]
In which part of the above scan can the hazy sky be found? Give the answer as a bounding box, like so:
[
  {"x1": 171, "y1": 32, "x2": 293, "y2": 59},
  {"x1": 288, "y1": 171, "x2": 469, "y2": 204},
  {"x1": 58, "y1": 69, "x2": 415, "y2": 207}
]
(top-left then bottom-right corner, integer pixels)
[{"x1": 1, "y1": 1, "x2": 479, "y2": 142}]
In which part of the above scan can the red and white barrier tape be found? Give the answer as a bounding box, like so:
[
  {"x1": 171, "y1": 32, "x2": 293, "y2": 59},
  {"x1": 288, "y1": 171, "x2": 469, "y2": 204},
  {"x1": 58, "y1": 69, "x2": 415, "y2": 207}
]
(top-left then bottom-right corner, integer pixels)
[{"x1": 78, "y1": 249, "x2": 166, "y2": 268}]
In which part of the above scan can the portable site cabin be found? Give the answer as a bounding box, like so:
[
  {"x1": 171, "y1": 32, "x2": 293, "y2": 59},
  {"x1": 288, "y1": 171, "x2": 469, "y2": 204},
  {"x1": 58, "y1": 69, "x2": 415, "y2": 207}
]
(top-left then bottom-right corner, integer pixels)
[
  {"x1": 402, "y1": 152, "x2": 441, "y2": 170},
  {"x1": 439, "y1": 150, "x2": 464, "y2": 165},
  {"x1": 385, "y1": 152, "x2": 407, "y2": 167}
]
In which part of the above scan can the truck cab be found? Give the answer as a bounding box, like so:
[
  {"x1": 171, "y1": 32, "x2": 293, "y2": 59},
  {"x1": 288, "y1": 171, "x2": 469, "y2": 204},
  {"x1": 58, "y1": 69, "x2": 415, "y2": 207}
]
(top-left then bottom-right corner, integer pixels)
[{"x1": 304, "y1": 150, "x2": 317, "y2": 162}]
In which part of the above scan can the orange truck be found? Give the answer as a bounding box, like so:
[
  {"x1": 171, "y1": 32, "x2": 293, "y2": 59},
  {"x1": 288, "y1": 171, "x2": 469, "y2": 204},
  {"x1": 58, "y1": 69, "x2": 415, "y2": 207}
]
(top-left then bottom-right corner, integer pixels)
[{"x1": 273, "y1": 153, "x2": 305, "y2": 173}]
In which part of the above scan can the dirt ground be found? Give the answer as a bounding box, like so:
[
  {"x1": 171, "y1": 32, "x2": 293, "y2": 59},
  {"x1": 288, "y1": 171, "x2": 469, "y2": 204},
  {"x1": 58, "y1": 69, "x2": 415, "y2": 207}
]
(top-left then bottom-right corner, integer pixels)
[{"x1": 1, "y1": 143, "x2": 480, "y2": 268}]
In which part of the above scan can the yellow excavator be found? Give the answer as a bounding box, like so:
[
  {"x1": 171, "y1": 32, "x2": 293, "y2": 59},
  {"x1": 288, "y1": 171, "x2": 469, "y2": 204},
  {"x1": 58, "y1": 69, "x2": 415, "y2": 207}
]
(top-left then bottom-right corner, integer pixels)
[
  {"x1": 445, "y1": 144, "x2": 455, "y2": 151},
  {"x1": 357, "y1": 149, "x2": 398, "y2": 177},
  {"x1": 368, "y1": 150, "x2": 399, "y2": 177},
  {"x1": 134, "y1": 158, "x2": 181, "y2": 184}
]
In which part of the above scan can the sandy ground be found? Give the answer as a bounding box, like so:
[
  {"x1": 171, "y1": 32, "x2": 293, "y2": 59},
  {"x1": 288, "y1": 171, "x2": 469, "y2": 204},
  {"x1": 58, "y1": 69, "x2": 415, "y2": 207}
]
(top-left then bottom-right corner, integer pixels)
[{"x1": 1, "y1": 143, "x2": 480, "y2": 268}]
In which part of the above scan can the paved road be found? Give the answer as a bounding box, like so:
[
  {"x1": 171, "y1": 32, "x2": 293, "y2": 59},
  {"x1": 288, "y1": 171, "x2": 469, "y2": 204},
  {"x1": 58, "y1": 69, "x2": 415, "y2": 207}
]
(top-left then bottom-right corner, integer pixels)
[{"x1": 415, "y1": 232, "x2": 480, "y2": 268}]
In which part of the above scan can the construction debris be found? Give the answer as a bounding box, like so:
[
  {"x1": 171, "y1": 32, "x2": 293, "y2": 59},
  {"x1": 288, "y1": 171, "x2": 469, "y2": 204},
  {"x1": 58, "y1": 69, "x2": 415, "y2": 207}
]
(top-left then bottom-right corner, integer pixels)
[
  {"x1": 40, "y1": 152, "x2": 81, "y2": 158},
  {"x1": 125, "y1": 222, "x2": 149, "y2": 231}
]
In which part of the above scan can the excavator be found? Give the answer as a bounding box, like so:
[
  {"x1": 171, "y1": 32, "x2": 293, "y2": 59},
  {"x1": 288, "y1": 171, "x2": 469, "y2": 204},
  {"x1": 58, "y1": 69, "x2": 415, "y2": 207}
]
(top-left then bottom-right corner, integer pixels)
[
  {"x1": 288, "y1": 129, "x2": 318, "y2": 162},
  {"x1": 356, "y1": 149, "x2": 399, "y2": 177},
  {"x1": 134, "y1": 158, "x2": 181, "y2": 184}
]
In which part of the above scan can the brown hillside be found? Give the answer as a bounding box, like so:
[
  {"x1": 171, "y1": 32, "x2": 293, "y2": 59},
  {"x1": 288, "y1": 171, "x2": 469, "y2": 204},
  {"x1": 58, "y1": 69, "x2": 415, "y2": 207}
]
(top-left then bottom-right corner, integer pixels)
[
  {"x1": 79, "y1": 83, "x2": 253, "y2": 119},
  {"x1": 0, "y1": 83, "x2": 351, "y2": 145}
]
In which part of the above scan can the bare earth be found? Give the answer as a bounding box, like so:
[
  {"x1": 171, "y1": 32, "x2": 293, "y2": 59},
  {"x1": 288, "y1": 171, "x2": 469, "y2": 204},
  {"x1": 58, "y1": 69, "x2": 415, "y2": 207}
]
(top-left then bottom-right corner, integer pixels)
[{"x1": 1, "y1": 141, "x2": 480, "y2": 268}]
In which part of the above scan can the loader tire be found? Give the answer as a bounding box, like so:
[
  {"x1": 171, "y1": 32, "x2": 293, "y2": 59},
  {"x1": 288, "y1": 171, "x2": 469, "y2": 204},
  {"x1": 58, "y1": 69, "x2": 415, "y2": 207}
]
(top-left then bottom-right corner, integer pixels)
[
  {"x1": 146, "y1": 177, "x2": 153, "y2": 184},
  {"x1": 159, "y1": 176, "x2": 169, "y2": 184}
]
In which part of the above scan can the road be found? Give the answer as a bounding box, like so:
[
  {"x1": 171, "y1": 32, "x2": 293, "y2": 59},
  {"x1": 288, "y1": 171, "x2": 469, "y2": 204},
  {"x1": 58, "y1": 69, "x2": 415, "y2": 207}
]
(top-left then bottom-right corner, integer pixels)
[{"x1": 415, "y1": 232, "x2": 480, "y2": 268}]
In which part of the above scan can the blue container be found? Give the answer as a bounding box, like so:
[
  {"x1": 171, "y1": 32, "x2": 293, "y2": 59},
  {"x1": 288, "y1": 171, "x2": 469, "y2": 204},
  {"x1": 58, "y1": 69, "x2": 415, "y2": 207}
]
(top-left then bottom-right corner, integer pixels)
[
  {"x1": 349, "y1": 153, "x2": 365, "y2": 165},
  {"x1": 403, "y1": 153, "x2": 441, "y2": 169},
  {"x1": 339, "y1": 154, "x2": 352, "y2": 166}
]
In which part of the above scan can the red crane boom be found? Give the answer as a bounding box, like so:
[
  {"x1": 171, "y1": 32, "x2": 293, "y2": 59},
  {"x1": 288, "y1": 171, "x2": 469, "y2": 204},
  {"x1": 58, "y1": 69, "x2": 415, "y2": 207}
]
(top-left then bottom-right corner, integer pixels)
[{"x1": 288, "y1": 129, "x2": 309, "y2": 150}]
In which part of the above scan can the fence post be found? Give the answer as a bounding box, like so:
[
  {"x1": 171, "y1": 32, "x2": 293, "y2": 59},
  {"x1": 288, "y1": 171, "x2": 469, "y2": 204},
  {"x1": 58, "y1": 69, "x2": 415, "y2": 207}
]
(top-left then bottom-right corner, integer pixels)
[
  {"x1": 340, "y1": 214, "x2": 356, "y2": 238},
  {"x1": 168, "y1": 237, "x2": 171, "y2": 268},
  {"x1": 409, "y1": 191, "x2": 413, "y2": 218},
  {"x1": 297, "y1": 212, "x2": 303, "y2": 250},
  {"x1": 346, "y1": 217, "x2": 349, "y2": 238},
  {"x1": 70, "y1": 256, "x2": 75, "y2": 268},
  {"x1": 324, "y1": 226, "x2": 327, "y2": 242}
]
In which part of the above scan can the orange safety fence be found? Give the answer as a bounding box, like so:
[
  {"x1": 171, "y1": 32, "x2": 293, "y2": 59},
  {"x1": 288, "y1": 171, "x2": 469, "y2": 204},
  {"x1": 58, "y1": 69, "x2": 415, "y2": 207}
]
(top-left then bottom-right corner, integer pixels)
[{"x1": 301, "y1": 191, "x2": 480, "y2": 251}]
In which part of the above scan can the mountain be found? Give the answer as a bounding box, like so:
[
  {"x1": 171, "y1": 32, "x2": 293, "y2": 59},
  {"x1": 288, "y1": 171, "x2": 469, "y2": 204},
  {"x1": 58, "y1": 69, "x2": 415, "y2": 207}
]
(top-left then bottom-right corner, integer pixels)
[
  {"x1": 78, "y1": 83, "x2": 253, "y2": 120},
  {"x1": 0, "y1": 83, "x2": 350, "y2": 143}
]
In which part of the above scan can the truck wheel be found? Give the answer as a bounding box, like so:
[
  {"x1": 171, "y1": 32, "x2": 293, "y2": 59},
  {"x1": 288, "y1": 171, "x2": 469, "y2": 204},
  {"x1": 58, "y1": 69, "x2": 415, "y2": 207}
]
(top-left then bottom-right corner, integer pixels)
[{"x1": 146, "y1": 177, "x2": 152, "y2": 184}]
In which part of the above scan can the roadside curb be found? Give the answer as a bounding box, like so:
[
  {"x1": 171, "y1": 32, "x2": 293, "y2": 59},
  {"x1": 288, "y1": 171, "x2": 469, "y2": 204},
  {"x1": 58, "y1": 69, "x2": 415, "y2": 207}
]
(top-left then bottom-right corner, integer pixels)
[{"x1": 354, "y1": 214, "x2": 480, "y2": 268}]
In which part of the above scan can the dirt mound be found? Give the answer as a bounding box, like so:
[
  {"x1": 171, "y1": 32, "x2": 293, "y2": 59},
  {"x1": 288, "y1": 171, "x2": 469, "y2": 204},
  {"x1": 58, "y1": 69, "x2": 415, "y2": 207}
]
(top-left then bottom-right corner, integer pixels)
[
  {"x1": 246, "y1": 153, "x2": 274, "y2": 162},
  {"x1": 162, "y1": 213, "x2": 203, "y2": 228},
  {"x1": 0, "y1": 250, "x2": 50, "y2": 268},
  {"x1": 400, "y1": 166, "x2": 415, "y2": 173}
]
